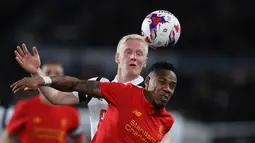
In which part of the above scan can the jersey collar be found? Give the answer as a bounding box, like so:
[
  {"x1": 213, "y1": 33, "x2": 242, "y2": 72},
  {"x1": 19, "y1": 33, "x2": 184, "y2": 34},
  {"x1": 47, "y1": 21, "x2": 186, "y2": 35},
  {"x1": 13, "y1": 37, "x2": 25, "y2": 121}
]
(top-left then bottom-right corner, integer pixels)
[{"x1": 112, "y1": 75, "x2": 144, "y2": 85}]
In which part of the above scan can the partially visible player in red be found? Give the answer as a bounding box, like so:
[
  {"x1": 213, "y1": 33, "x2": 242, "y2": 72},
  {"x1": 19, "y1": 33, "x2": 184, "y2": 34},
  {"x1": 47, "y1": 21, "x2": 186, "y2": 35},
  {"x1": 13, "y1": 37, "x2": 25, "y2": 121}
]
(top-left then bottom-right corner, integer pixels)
[
  {"x1": 2, "y1": 61, "x2": 86, "y2": 143},
  {"x1": 11, "y1": 61, "x2": 177, "y2": 143}
]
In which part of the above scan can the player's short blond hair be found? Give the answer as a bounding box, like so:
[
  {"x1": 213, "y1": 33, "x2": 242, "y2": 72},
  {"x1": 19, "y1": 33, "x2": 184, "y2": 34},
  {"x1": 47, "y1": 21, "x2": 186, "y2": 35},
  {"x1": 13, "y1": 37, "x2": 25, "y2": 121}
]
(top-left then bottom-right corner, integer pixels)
[{"x1": 116, "y1": 34, "x2": 149, "y2": 56}]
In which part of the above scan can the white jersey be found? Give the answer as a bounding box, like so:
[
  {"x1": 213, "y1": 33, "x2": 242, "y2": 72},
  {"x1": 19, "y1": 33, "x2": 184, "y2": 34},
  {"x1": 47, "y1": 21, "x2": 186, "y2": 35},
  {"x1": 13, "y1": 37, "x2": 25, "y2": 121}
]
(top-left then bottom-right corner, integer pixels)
[
  {"x1": 72, "y1": 75, "x2": 144, "y2": 139},
  {"x1": 86, "y1": 77, "x2": 110, "y2": 140}
]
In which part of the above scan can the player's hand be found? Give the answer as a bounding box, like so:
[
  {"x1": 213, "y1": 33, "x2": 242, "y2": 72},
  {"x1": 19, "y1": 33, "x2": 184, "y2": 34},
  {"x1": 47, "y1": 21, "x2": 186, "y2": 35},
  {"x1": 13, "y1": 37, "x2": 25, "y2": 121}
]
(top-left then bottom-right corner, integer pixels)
[
  {"x1": 14, "y1": 43, "x2": 41, "y2": 74},
  {"x1": 10, "y1": 77, "x2": 45, "y2": 93}
]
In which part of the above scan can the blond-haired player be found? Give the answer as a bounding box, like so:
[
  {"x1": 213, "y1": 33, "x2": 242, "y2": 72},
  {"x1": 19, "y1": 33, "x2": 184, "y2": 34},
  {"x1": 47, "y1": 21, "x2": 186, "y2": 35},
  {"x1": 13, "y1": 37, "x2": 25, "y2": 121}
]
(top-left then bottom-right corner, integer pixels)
[{"x1": 84, "y1": 34, "x2": 148, "y2": 138}]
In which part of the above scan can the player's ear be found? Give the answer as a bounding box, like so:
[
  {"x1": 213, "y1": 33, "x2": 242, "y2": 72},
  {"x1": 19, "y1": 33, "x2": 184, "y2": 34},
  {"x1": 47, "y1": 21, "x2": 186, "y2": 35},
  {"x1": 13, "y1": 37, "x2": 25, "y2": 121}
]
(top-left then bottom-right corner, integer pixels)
[
  {"x1": 115, "y1": 52, "x2": 120, "y2": 64},
  {"x1": 144, "y1": 76, "x2": 150, "y2": 89}
]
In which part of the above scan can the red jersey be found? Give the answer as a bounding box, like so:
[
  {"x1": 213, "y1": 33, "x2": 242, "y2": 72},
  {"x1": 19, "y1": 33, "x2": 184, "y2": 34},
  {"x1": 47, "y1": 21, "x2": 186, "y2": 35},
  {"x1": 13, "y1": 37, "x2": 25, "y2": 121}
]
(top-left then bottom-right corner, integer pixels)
[
  {"x1": 6, "y1": 96, "x2": 82, "y2": 143},
  {"x1": 91, "y1": 82, "x2": 174, "y2": 143}
]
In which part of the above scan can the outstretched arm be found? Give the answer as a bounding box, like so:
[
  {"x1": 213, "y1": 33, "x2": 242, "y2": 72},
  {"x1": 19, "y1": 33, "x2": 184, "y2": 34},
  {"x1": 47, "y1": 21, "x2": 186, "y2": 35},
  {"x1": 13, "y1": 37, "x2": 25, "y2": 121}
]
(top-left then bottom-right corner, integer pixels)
[
  {"x1": 11, "y1": 75, "x2": 131, "y2": 106},
  {"x1": 11, "y1": 76, "x2": 103, "y2": 99},
  {"x1": 50, "y1": 76, "x2": 102, "y2": 98},
  {"x1": 13, "y1": 44, "x2": 80, "y2": 105}
]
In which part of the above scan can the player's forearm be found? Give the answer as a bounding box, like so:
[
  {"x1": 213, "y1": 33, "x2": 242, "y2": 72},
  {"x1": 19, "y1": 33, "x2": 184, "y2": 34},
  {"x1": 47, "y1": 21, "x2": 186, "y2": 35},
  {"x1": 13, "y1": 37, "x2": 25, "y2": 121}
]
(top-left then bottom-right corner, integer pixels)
[
  {"x1": 30, "y1": 69, "x2": 62, "y2": 104},
  {"x1": 48, "y1": 76, "x2": 103, "y2": 98},
  {"x1": 38, "y1": 86, "x2": 79, "y2": 105},
  {"x1": 32, "y1": 69, "x2": 79, "y2": 105}
]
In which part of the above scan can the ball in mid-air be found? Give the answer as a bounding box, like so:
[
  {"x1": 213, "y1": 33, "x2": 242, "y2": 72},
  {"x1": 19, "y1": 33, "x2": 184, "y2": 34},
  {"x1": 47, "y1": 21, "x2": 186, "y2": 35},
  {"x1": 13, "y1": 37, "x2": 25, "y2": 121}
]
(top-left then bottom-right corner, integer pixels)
[{"x1": 141, "y1": 10, "x2": 181, "y2": 48}]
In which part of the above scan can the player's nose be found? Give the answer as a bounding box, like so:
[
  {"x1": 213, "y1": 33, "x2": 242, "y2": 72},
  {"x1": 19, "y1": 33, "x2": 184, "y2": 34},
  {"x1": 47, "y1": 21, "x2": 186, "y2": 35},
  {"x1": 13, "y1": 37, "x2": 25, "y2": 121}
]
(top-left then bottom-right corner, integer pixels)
[
  {"x1": 163, "y1": 88, "x2": 171, "y2": 95},
  {"x1": 162, "y1": 85, "x2": 172, "y2": 95},
  {"x1": 130, "y1": 53, "x2": 137, "y2": 61}
]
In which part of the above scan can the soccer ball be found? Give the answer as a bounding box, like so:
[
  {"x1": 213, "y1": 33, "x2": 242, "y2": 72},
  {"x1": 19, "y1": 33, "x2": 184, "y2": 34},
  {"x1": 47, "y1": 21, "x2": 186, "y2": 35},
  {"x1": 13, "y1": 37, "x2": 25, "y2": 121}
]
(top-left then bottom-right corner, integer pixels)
[{"x1": 141, "y1": 10, "x2": 181, "y2": 48}]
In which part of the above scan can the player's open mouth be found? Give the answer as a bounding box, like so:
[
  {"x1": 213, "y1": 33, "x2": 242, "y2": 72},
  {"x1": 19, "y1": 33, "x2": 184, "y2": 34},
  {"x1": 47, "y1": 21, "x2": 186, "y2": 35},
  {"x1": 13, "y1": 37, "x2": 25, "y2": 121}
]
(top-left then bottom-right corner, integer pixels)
[
  {"x1": 129, "y1": 64, "x2": 137, "y2": 67},
  {"x1": 161, "y1": 95, "x2": 168, "y2": 102}
]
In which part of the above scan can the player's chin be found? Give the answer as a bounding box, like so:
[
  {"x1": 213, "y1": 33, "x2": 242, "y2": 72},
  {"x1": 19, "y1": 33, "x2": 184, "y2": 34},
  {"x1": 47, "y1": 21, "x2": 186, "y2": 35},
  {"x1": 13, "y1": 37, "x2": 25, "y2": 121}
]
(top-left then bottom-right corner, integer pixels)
[
  {"x1": 156, "y1": 100, "x2": 167, "y2": 108},
  {"x1": 127, "y1": 68, "x2": 141, "y2": 76}
]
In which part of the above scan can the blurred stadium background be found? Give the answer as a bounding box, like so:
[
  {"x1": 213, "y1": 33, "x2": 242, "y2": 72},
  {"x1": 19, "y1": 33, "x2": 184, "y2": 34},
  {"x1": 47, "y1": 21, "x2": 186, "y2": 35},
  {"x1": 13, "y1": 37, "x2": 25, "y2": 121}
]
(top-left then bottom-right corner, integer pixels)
[{"x1": 0, "y1": 0, "x2": 255, "y2": 143}]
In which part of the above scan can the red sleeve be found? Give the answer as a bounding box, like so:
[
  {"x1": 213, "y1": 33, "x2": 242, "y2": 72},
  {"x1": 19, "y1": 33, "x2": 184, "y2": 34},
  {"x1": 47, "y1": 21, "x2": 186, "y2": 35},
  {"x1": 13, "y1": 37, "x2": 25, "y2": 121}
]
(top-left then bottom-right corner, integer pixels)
[
  {"x1": 6, "y1": 101, "x2": 28, "y2": 135},
  {"x1": 99, "y1": 82, "x2": 132, "y2": 106}
]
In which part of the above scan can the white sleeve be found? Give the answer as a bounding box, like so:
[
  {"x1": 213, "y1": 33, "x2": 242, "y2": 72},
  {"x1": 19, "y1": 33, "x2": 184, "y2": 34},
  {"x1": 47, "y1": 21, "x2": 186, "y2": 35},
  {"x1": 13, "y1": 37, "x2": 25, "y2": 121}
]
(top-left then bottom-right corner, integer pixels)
[{"x1": 71, "y1": 77, "x2": 110, "y2": 101}]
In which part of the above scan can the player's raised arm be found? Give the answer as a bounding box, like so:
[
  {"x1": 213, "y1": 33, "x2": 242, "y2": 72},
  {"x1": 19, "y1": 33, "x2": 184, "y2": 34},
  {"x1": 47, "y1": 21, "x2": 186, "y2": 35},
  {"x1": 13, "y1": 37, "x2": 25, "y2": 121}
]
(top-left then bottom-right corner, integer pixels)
[
  {"x1": 10, "y1": 76, "x2": 103, "y2": 99},
  {"x1": 13, "y1": 43, "x2": 80, "y2": 105}
]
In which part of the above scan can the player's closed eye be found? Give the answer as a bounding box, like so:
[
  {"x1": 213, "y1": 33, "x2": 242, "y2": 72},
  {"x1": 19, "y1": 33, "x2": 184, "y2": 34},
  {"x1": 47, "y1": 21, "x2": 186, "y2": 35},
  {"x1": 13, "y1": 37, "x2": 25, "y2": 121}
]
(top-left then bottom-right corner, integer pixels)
[{"x1": 158, "y1": 79, "x2": 167, "y2": 86}]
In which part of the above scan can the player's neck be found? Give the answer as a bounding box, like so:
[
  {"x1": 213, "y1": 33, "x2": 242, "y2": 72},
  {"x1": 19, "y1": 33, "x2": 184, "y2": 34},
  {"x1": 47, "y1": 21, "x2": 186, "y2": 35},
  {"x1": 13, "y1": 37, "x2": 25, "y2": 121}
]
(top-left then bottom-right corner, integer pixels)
[
  {"x1": 117, "y1": 69, "x2": 139, "y2": 83},
  {"x1": 117, "y1": 75, "x2": 139, "y2": 83},
  {"x1": 144, "y1": 90, "x2": 164, "y2": 111}
]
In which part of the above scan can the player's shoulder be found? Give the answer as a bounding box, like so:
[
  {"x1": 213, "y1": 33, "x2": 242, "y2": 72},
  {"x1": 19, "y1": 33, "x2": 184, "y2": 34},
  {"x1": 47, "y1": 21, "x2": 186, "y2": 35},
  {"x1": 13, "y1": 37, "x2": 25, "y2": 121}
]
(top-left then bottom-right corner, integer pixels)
[
  {"x1": 15, "y1": 96, "x2": 40, "y2": 108},
  {"x1": 55, "y1": 106, "x2": 80, "y2": 125},
  {"x1": 127, "y1": 83, "x2": 143, "y2": 90},
  {"x1": 160, "y1": 109, "x2": 175, "y2": 122},
  {"x1": 60, "y1": 105, "x2": 77, "y2": 110},
  {"x1": 88, "y1": 77, "x2": 110, "y2": 82},
  {"x1": 61, "y1": 106, "x2": 79, "y2": 116},
  {"x1": 61, "y1": 106, "x2": 78, "y2": 113},
  {"x1": 160, "y1": 115, "x2": 174, "y2": 131},
  {"x1": 107, "y1": 82, "x2": 142, "y2": 90}
]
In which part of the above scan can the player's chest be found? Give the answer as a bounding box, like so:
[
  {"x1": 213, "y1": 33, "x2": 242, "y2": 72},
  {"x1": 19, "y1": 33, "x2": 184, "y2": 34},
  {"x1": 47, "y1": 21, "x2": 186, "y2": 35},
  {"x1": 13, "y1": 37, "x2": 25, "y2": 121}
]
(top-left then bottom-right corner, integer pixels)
[
  {"x1": 26, "y1": 107, "x2": 71, "y2": 130},
  {"x1": 119, "y1": 107, "x2": 168, "y2": 142},
  {"x1": 23, "y1": 107, "x2": 71, "y2": 140}
]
